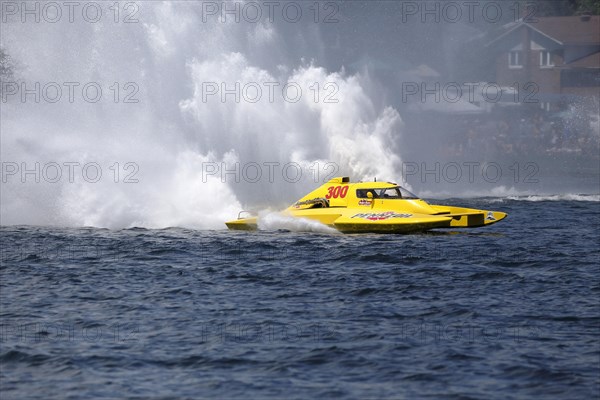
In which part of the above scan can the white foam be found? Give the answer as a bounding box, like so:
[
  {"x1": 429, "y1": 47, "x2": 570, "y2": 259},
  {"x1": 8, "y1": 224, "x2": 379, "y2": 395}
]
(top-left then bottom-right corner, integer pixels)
[
  {"x1": 1, "y1": 3, "x2": 403, "y2": 229},
  {"x1": 419, "y1": 187, "x2": 599, "y2": 202},
  {"x1": 419, "y1": 186, "x2": 526, "y2": 199},
  {"x1": 504, "y1": 194, "x2": 600, "y2": 202},
  {"x1": 257, "y1": 211, "x2": 339, "y2": 234}
]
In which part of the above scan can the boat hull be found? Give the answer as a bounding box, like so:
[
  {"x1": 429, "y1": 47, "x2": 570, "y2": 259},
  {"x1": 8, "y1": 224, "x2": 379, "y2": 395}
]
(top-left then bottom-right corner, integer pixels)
[
  {"x1": 226, "y1": 206, "x2": 507, "y2": 233},
  {"x1": 225, "y1": 177, "x2": 507, "y2": 233}
]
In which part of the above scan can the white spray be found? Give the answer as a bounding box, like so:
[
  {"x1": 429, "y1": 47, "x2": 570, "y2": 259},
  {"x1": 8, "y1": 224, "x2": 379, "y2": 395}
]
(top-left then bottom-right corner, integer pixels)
[{"x1": 1, "y1": 2, "x2": 403, "y2": 228}]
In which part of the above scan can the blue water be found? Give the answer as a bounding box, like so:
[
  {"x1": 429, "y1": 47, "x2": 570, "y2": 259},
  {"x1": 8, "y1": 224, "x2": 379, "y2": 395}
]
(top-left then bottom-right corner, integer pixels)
[{"x1": 1, "y1": 198, "x2": 599, "y2": 399}]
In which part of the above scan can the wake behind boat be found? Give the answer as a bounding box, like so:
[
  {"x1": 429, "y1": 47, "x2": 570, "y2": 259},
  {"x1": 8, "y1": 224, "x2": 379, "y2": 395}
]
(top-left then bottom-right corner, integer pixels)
[{"x1": 226, "y1": 177, "x2": 507, "y2": 233}]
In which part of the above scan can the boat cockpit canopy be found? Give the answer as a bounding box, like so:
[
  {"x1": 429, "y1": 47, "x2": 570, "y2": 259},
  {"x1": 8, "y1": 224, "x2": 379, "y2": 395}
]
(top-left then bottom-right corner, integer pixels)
[{"x1": 356, "y1": 186, "x2": 419, "y2": 200}]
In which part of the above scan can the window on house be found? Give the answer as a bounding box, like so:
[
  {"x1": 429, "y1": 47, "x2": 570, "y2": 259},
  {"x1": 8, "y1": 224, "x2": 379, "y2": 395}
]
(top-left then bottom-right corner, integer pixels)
[
  {"x1": 540, "y1": 51, "x2": 554, "y2": 67},
  {"x1": 509, "y1": 51, "x2": 522, "y2": 68}
]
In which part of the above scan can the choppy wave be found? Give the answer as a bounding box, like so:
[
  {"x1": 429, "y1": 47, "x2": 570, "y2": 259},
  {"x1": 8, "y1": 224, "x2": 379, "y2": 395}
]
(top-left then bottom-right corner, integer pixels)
[
  {"x1": 2, "y1": 200, "x2": 599, "y2": 399},
  {"x1": 420, "y1": 186, "x2": 600, "y2": 202},
  {"x1": 499, "y1": 194, "x2": 600, "y2": 202}
]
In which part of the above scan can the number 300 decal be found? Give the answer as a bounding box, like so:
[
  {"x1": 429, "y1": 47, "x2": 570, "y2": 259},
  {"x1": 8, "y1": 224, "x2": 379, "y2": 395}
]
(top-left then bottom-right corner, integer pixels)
[{"x1": 325, "y1": 185, "x2": 349, "y2": 199}]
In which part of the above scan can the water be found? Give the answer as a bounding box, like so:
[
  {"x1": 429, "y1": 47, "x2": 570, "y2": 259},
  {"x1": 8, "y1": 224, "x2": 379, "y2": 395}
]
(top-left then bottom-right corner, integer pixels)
[
  {"x1": 2, "y1": 3, "x2": 599, "y2": 397},
  {"x1": 1, "y1": 197, "x2": 599, "y2": 399}
]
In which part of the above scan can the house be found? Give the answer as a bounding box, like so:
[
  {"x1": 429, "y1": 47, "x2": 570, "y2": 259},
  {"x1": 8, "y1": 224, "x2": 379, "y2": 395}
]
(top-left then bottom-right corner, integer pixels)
[{"x1": 484, "y1": 15, "x2": 600, "y2": 109}]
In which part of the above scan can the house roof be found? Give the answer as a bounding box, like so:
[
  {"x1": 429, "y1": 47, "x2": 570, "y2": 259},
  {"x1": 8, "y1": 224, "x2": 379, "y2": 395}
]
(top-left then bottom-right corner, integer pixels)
[
  {"x1": 485, "y1": 15, "x2": 600, "y2": 47},
  {"x1": 530, "y1": 16, "x2": 600, "y2": 45},
  {"x1": 565, "y1": 51, "x2": 600, "y2": 68}
]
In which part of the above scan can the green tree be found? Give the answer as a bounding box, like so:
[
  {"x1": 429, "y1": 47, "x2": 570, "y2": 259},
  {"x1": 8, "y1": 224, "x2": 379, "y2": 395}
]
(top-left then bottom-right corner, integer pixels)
[
  {"x1": 0, "y1": 47, "x2": 15, "y2": 98},
  {"x1": 574, "y1": 0, "x2": 600, "y2": 14},
  {"x1": 531, "y1": 0, "x2": 600, "y2": 16},
  {"x1": 0, "y1": 47, "x2": 14, "y2": 81}
]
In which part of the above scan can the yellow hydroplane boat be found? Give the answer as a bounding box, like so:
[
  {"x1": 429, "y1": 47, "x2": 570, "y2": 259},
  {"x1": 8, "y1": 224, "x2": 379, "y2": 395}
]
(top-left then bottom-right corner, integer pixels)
[{"x1": 226, "y1": 177, "x2": 507, "y2": 233}]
